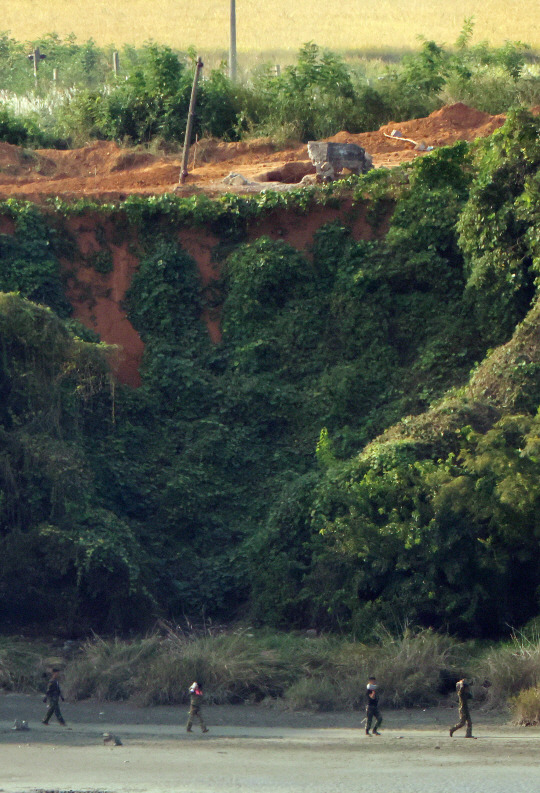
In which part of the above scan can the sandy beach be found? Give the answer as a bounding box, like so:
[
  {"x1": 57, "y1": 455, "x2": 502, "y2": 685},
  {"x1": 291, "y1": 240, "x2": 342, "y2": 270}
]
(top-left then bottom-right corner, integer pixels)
[{"x1": 1, "y1": 693, "x2": 540, "y2": 793}]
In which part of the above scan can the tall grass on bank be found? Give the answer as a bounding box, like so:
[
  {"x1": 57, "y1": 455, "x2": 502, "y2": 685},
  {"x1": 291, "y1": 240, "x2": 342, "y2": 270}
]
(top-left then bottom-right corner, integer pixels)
[
  {"x1": 510, "y1": 686, "x2": 540, "y2": 725},
  {"x1": 7, "y1": 629, "x2": 540, "y2": 713},
  {"x1": 0, "y1": 638, "x2": 52, "y2": 691},
  {"x1": 476, "y1": 633, "x2": 540, "y2": 708},
  {"x1": 63, "y1": 627, "x2": 465, "y2": 711},
  {"x1": 6, "y1": 628, "x2": 540, "y2": 712}
]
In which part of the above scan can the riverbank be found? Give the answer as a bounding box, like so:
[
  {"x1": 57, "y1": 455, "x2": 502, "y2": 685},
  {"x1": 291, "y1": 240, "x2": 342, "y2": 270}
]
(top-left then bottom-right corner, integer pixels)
[{"x1": 3, "y1": 693, "x2": 540, "y2": 793}]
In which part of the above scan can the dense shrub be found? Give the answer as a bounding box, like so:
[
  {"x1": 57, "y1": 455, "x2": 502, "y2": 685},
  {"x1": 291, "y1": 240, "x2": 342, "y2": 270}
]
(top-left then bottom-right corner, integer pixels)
[
  {"x1": 2, "y1": 29, "x2": 539, "y2": 147},
  {"x1": 0, "y1": 112, "x2": 539, "y2": 636},
  {"x1": 457, "y1": 109, "x2": 540, "y2": 342},
  {"x1": 0, "y1": 104, "x2": 52, "y2": 147},
  {"x1": 0, "y1": 637, "x2": 52, "y2": 691},
  {"x1": 510, "y1": 686, "x2": 540, "y2": 725},
  {"x1": 477, "y1": 636, "x2": 540, "y2": 709}
]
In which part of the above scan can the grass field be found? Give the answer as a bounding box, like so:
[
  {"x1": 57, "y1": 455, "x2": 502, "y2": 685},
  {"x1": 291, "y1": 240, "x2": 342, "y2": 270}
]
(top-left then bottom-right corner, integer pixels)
[{"x1": 3, "y1": 0, "x2": 540, "y2": 58}]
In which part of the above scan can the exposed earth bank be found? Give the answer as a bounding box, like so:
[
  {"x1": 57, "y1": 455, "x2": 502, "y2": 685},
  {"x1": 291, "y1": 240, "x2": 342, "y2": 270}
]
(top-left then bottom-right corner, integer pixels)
[
  {"x1": 0, "y1": 102, "x2": 534, "y2": 386},
  {"x1": 0, "y1": 103, "x2": 509, "y2": 200},
  {"x1": 1, "y1": 693, "x2": 540, "y2": 793}
]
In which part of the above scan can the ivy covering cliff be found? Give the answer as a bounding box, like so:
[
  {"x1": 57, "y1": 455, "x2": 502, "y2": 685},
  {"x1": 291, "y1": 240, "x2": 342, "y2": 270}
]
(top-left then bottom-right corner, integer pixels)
[{"x1": 0, "y1": 109, "x2": 539, "y2": 637}]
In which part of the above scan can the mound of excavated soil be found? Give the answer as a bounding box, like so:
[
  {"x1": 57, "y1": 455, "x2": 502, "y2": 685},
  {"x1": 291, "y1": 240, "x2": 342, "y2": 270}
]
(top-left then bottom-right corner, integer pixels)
[
  {"x1": 0, "y1": 104, "x2": 508, "y2": 200},
  {"x1": 328, "y1": 103, "x2": 506, "y2": 155}
]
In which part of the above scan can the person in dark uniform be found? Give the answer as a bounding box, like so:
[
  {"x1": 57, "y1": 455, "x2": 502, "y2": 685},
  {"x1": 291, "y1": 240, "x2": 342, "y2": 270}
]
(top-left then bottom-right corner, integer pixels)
[
  {"x1": 42, "y1": 668, "x2": 66, "y2": 726},
  {"x1": 449, "y1": 679, "x2": 474, "y2": 738},
  {"x1": 186, "y1": 681, "x2": 209, "y2": 733},
  {"x1": 365, "y1": 676, "x2": 382, "y2": 736}
]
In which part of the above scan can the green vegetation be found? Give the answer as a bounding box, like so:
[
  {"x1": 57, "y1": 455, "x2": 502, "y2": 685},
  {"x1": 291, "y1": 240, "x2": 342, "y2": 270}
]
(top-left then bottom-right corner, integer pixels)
[
  {"x1": 480, "y1": 632, "x2": 540, "y2": 709},
  {"x1": 0, "y1": 28, "x2": 539, "y2": 148},
  {"x1": 62, "y1": 627, "x2": 470, "y2": 708},
  {"x1": 4, "y1": 626, "x2": 540, "y2": 713},
  {"x1": 511, "y1": 685, "x2": 540, "y2": 724},
  {"x1": 0, "y1": 636, "x2": 52, "y2": 691},
  {"x1": 0, "y1": 111, "x2": 539, "y2": 651}
]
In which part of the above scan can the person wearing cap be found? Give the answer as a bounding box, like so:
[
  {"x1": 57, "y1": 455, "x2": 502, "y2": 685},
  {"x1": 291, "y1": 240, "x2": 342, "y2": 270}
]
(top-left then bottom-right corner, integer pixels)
[
  {"x1": 449, "y1": 678, "x2": 475, "y2": 738},
  {"x1": 186, "y1": 681, "x2": 209, "y2": 733},
  {"x1": 365, "y1": 676, "x2": 382, "y2": 736}
]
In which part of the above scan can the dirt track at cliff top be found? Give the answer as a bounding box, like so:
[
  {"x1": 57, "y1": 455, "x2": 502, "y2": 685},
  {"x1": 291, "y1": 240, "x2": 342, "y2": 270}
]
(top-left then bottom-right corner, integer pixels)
[{"x1": 0, "y1": 103, "x2": 510, "y2": 201}]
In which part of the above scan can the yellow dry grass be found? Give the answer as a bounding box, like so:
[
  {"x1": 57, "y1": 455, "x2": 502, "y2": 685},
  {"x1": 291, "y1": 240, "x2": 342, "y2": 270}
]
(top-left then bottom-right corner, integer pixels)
[{"x1": 3, "y1": 0, "x2": 540, "y2": 56}]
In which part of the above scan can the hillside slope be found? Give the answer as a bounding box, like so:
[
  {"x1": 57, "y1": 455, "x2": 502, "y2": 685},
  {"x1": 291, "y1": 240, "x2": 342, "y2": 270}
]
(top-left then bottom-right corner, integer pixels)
[{"x1": 0, "y1": 109, "x2": 538, "y2": 637}]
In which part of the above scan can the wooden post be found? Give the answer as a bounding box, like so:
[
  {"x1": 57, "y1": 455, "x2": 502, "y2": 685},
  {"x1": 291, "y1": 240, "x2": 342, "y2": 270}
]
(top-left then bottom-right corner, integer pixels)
[
  {"x1": 275, "y1": 64, "x2": 281, "y2": 77},
  {"x1": 53, "y1": 67, "x2": 58, "y2": 82},
  {"x1": 33, "y1": 47, "x2": 40, "y2": 79},
  {"x1": 113, "y1": 51, "x2": 119, "y2": 78},
  {"x1": 28, "y1": 47, "x2": 46, "y2": 80},
  {"x1": 179, "y1": 57, "x2": 204, "y2": 184},
  {"x1": 229, "y1": 0, "x2": 237, "y2": 82}
]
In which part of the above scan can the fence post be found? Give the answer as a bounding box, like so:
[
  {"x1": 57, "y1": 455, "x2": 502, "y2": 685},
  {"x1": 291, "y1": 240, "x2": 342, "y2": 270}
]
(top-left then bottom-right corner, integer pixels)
[
  {"x1": 113, "y1": 51, "x2": 119, "y2": 78},
  {"x1": 28, "y1": 47, "x2": 46, "y2": 80}
]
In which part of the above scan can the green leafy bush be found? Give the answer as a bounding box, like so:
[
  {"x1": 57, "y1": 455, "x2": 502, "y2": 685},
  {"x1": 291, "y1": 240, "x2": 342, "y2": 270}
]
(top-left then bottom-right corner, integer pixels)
[
  {"x1": 0, "y1": 104, "x2": 51, "y2": 147},
  {"x1": 1, "y1": 29, "x2": 539, "y2": 148},
  {"x1": 458, "y1": 110, "x2": 540, "y2": 342}
]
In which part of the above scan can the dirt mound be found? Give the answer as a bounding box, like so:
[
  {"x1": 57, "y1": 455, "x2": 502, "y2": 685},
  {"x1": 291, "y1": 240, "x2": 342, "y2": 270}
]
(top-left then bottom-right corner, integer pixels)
[
  {"x1": 0, "y1": 104, "x2": 510, "y2": 199},
  {"x1": 37, "y1": 140, "x2": 163, "y2": 178},
  {"x1": 378, "y1": 102, "x2": 505, "y2": 145},
  {"x1": 327, "y1": 103, "x2": 506, "y2": 155},
  {"x1": 194, "y1": 137, "x2": 277, "y2": 165},
  {"x1": 0, "y1": 141, "x2": 23, "y2": 168},
  {"x1": 0, "y1": 141, "x2": 57, "y2": 179}
]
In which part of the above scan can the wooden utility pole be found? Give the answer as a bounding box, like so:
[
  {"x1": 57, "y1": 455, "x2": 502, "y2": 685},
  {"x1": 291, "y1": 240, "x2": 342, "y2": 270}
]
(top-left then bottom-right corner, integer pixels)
[
  {"x1": 229, "y1": 0, "x2": 237, "y2": 82},
  {"x1": 179, "y1": 57, "x2": 204, "y2": 184}
]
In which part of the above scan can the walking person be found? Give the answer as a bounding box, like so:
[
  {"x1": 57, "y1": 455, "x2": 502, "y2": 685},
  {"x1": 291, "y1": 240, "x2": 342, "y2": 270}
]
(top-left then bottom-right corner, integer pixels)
[
  {"x1": 365, "y1": 676, "x2": 382, "y2": 736},
  {"x1": 449, "y1": 678, "x2": 475, "y2": 738},
  {"x1": 186, "y1": 681, "x2": 209, "y2": 733},
  {"x1": 42, "y1": 668, "x2": 67, "y2": 726}
]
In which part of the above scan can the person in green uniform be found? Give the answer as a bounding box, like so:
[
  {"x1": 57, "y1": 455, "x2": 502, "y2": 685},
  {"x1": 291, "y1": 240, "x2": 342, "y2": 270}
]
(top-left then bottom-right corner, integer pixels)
[
  {"x1": 449, "y1": 679, "x2": 474, "y2": 738},
  {"x1": 186, "y1": 681, "x2": 209, "y2": 733},
  {"x1": 42, "y1": 668, "x2": 67, "y2": 726},
  {"x1": 365, "y1": 676, "x2": 382, "y2": 736}
]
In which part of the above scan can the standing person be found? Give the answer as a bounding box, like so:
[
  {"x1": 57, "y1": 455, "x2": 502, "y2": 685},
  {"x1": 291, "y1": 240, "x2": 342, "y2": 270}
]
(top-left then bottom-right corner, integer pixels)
[
  {"x1": 365, "y1": 676, "x2": 382, "y2": 736},
  {"x1": 449, "y1": 679, "x2": 475, "y2": 738},
  {"x1": 42, "y1": 668, "x2": 66, "y2": 726},
  {"x1": 186, "y1": 681, "x2": 209, "y2": 733}
]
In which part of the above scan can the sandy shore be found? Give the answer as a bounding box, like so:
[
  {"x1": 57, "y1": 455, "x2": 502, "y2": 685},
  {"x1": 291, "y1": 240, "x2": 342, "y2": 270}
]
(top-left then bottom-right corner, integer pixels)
[{"x1": 1, "y1": 693, "x2": 540, "y2": 793}]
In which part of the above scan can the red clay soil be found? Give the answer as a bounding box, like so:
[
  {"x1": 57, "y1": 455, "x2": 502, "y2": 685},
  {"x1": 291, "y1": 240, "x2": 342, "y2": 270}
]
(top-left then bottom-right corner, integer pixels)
[
  {"x1": 0, "y1": 103, "x2": 511, "y2": 385},
  {"x1": 0, "y1": 103, "x2": 507, "y2": 201},
  {"x1": 59, "y1": 215, "x2": 145, "y2": 387}
]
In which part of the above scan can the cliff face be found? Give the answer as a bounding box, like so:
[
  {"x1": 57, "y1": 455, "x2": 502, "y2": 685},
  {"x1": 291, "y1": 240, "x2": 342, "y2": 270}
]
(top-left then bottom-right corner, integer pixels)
[{"x1": 51, "y1": 200, "x2": 379, "y2": 387}]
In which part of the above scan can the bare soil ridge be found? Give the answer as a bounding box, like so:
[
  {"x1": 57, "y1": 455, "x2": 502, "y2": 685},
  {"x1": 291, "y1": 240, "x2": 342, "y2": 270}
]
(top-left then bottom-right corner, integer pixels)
[{"x1": 0, "y1": 103, "x2": 508, "y2": 201}]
